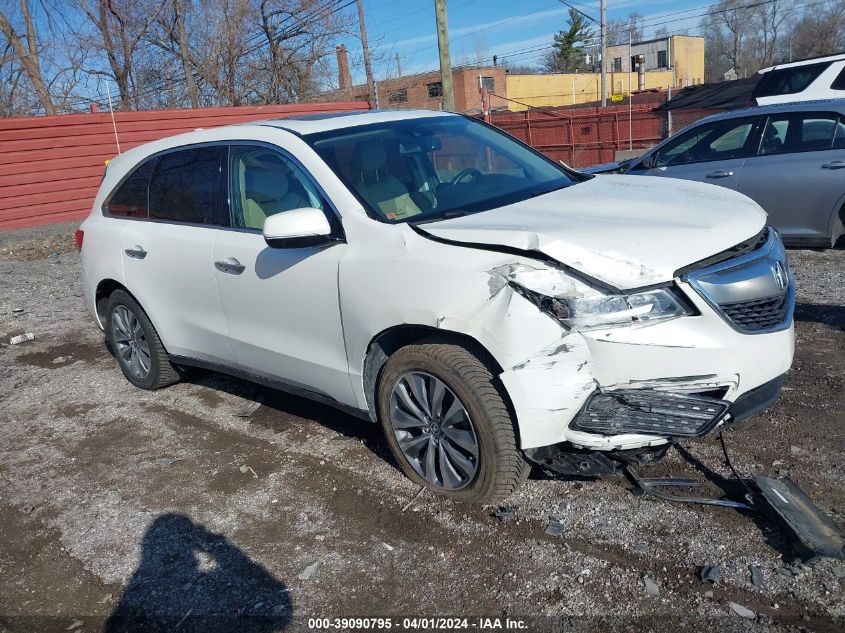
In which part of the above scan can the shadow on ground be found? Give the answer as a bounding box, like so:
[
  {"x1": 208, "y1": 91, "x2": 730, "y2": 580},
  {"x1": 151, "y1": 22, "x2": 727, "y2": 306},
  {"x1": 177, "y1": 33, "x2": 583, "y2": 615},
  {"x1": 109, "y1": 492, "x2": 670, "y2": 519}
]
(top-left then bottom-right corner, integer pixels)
[
  {"x1": 794, "y1": 303, "x2": 845, "y2": 331},
  {"x1": 105, "y1": 514, "x2": 291, "y2": 633}
]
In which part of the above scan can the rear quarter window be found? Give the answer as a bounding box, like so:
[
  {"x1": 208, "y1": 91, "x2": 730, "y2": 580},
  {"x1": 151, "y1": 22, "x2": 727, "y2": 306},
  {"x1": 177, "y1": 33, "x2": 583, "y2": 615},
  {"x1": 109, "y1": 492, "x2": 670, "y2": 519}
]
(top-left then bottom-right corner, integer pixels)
[
  {"x1": 104, "y1": 159, "x2": 154, "y2": 218},
  {"x1": 753, "y1": 61, "x2": 831, "y2": 98}
]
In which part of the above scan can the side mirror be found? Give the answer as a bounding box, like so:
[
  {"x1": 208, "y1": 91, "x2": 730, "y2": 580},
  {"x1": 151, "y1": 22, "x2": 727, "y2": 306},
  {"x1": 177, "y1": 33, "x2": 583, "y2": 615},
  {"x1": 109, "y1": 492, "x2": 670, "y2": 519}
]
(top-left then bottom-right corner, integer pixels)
[
  {"x1": 263, "y1": 208, "x2": 333, "y2": 249},
  {"x1": 639, "y1": 153, "x2": 655, "y2": 169}
]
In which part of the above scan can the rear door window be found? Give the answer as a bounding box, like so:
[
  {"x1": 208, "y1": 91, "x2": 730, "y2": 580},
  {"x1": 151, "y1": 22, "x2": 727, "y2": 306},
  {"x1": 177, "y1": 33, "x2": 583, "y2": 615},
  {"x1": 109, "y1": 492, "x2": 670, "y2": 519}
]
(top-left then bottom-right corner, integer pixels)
[
  {"x1": 753, "y1": 61, "x2": 831, "y2": 98},
  {"x1": 148, "y1": 146, "x2": 224, "y2": 225},
  {"x1": 758, "y1": 113, "x2": 839, "y2": 155},
  {"x1": 104, "y1": 159, "x2": 154, "y2": 218}
]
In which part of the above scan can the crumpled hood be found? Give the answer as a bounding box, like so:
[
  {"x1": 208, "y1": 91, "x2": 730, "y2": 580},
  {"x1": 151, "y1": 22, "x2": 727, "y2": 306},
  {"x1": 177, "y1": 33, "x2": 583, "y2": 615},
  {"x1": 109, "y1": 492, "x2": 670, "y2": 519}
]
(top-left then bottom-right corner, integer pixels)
[{"x1": 418, "y1": 175, "x2": 766, "y2": 290}]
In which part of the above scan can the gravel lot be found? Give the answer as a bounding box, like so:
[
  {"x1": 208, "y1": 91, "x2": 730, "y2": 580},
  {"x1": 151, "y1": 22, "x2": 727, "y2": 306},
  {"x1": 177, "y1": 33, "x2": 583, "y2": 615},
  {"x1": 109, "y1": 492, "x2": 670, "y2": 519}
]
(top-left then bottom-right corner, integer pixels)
[{"x1": 0, "y1": 222, "x2": 843, "y2": 633}]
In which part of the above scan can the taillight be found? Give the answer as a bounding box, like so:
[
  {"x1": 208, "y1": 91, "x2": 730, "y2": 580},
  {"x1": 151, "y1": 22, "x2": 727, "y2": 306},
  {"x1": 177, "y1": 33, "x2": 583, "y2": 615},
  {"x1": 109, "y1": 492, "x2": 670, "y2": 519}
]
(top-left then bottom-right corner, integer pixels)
[{"x1": 74, "y1": 229, "x2": 84, "y2": 252}]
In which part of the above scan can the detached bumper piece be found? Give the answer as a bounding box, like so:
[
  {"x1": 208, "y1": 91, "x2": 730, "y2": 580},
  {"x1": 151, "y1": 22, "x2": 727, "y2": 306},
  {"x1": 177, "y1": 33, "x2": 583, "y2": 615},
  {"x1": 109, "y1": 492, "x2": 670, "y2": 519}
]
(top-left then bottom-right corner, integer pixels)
[
  {"x1": 571, "y1": 390, "x2": 730, "y2": 438},
  {"x1": 754, "y1": 475, "x2": 845, "y2": 560}
]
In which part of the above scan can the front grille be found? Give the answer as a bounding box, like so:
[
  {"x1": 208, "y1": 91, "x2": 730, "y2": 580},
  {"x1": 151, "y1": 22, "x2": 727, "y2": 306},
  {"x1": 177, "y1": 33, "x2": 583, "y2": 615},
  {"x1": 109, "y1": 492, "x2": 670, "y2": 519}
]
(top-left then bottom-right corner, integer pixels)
[
  {"x1": 571, "y1": 390, "x2": 730, "y2": 438},
  {"x1": 684, "y1": 226, "x2": 794, "y2": 334},
  {"x1": 721, "y1": 293, "x2": 790, "y2": 332}
]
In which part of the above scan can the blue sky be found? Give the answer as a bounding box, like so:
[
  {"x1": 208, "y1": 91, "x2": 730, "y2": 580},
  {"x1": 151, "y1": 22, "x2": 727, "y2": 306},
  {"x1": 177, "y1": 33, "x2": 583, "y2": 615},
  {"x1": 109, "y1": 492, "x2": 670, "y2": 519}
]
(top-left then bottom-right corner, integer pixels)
[{"x1": 343, "y1": 0, "x2": 708, "y2": 83}]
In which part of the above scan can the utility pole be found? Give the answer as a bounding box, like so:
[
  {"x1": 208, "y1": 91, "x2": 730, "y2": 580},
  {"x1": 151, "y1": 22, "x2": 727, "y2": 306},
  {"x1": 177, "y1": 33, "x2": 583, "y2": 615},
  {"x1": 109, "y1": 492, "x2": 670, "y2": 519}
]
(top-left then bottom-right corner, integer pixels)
[
  {"x1": 600, "y1": 0, "x2": 607, "y2": 107},
  {"x1": 434, "y1": 0, "x2": 455, "y2": 111},
  {"x1": 356, "y1": 0, "x2": 377, "y2": 107},
  {"x1": 396, "y1": 52, "x2": 402, "y2": 77}
]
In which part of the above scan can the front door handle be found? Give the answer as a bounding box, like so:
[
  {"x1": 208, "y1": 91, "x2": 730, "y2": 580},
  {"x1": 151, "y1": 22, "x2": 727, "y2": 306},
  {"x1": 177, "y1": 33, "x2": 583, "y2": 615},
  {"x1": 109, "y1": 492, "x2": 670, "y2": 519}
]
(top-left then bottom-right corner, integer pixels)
[
  {"x1": 706, "y1": 170, "x2": 734, "y2": 178},
  {"x1": 124, "y1": 245, "x2": 147, "y2": 259},
  {"x1": 214, "y1": 257, "x2": 245, "y2": 275},
  {"x1": 821, "y1": 161, "x2": 845, "y2": 169}
]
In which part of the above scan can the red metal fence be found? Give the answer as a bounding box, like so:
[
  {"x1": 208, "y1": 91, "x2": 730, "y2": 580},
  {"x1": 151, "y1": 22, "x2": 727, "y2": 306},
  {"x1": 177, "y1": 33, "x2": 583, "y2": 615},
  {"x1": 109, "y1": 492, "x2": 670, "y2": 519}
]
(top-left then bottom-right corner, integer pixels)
[
  {"x1": 0, "y1": 99, "x2": 721, "y2": 231},
  {"x1": 0, "y1": 101, "x2": 368, "y2": 231},
  {"x1": 487, "y1": 105, "x2": 719, "y2": 168}
]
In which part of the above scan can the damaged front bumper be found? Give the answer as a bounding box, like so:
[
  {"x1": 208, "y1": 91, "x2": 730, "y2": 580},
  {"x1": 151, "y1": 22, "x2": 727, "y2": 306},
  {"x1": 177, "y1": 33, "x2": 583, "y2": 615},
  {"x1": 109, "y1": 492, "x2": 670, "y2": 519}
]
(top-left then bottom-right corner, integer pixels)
[
  {"x1": 500, "y1": 277, "x2": 794, "y2": 451},
  {"x1": 570, "y1": 373, "x2": 786, "y2": 439}
]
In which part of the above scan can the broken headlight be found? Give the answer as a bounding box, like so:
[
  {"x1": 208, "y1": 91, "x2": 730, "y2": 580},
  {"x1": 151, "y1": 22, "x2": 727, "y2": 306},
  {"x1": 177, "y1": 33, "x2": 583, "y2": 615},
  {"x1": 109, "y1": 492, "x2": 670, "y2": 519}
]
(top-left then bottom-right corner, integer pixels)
[{"x1": 508, "y1": 267, "x2": 692, "y2": 330}]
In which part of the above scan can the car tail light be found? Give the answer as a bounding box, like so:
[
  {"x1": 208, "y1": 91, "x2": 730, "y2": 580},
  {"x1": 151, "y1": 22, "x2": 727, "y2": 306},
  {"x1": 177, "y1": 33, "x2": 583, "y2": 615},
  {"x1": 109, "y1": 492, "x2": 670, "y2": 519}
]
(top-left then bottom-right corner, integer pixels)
[{"x1": 74, "y1": 229, "x2": 84, "y2": 252}]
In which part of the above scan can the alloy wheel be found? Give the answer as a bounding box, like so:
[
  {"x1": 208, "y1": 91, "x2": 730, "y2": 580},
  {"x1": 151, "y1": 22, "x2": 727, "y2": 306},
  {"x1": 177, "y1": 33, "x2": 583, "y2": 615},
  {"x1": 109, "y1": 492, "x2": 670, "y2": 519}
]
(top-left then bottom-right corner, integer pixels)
[
  {"x1": 111, "y1": 305, "x2": 151, "y2": 379},
  {"x1": 389, "y1": 371, "x2": 479, "y2": 490}
]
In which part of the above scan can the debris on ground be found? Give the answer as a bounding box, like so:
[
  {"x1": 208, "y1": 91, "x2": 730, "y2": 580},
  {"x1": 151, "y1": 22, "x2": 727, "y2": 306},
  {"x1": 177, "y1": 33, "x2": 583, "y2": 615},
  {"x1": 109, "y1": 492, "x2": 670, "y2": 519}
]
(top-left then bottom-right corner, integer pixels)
[
  {"x1": 382, "y1": 542, "x2": 394, "y2": 551},
  {"x1": 643, "y1": 575, "x2": 660, "y2": 597},
  {"x1": 400, "y1": 486, "x2": 425, "y2": 512},
  {"x1": 9, "y1": 332, "x2": 35, "y2": 345},
  {"x1": 775, "y1": 567, "x2": 797, "y2": 578},
  {"x1": 298, "y1": 561, "x2": 320, "y2": 581},
  {"x1": 698, "y1": 565, "x2": 721, "y2": 583},
  {"x1": 155, "y1": 458, "x2": 180, "y2": 468},
  {"x1": 239, "y1": 464, "x2": 258, "y2": 478},
  {"x1": 12, "y1": 307, "x2": 23, "y2": 313},
  {"x1": 232, "y1": 397, "x2": 264, "y2": 418},
  {"x1": 545, "y1": 515, "x2": 564, "y2": 536},
  {"x1": 65, "y1": 620, "x2": 83, "y2": 630},
  {"x1": 729, "y1": 602, "x2": 756, "y2": 619},
  {"x1": 750, "y1": 565, "x2": 766, "y2": 589},
  {"x1": 494, "y1": 506, "x2": 515, "y2": 523}
]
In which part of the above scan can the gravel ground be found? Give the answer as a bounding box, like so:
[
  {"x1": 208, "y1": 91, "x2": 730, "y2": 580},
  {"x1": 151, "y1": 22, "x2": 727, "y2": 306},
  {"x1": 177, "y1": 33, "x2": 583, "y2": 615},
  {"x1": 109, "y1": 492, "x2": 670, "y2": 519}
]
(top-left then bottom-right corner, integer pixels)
[{"x1": 0, "y1": 222, "x2": 843, "y2": 633}]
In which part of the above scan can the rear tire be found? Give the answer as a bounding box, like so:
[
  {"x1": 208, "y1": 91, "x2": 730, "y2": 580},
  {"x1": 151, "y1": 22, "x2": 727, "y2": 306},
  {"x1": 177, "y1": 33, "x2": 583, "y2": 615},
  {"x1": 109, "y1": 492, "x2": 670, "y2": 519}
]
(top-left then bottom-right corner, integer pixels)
[
  {"x1": 105, "y1": 290, "x2": 180, "y2": 390},
  {"x1": 377, "y1": 338, "x2": 530, "y2": 504}
]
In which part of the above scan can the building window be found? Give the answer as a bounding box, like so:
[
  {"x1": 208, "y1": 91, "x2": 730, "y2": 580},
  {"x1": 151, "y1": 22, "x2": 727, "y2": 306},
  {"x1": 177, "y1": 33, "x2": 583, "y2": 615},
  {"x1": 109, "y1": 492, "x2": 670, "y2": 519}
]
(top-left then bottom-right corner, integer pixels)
[
  {"x1": 657, "y1": 50, "x2": 668, "y2": 68},
  {"x1": 388, "y1": 88, "x2": 408, "y2": 104},
  {"x1": 427, "y1": 82, "x2": 443, "y2": 98},
  {"x1": 613, "y1": 57, "x2": 622, "y2": 72},
  {"x1": 481, "y1": 76, "x2": 495, "y2": 93}
]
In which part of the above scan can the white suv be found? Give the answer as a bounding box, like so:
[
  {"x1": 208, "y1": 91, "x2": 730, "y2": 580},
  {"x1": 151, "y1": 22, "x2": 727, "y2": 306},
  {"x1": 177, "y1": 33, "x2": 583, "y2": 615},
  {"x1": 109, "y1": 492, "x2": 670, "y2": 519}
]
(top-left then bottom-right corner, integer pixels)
[
  {"x1": 753, "y1": 53, "x2": 845, "y2": 105},
  {"x1": 79, "y1": 110, "x2": 795, "y2": 503}
]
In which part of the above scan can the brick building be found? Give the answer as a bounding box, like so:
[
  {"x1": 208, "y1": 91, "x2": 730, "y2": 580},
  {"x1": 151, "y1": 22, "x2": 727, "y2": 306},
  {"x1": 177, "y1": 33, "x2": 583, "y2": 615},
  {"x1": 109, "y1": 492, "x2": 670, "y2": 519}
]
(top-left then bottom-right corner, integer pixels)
[{"x1": 329, "y1": 44, "x2": 507, "y2": 112}]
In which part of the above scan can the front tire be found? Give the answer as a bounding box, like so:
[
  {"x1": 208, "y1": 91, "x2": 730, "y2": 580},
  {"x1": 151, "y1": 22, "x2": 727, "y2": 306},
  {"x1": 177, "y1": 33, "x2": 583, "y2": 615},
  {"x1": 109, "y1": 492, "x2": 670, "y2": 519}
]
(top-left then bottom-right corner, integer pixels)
[
  {"x1": 105, "y1": 290, "x2": 180, "y2": 390},
  {"x1": 377, "y1": 338, "x2": 530, "y2": 504}
]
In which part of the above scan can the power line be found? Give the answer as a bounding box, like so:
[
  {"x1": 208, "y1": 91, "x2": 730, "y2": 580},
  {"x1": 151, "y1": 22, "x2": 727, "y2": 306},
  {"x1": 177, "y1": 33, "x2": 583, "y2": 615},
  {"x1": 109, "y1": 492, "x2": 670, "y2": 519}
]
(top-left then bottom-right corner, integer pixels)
[{"x1": 476, "y1": 0, "x2": 821, "y2": 68}]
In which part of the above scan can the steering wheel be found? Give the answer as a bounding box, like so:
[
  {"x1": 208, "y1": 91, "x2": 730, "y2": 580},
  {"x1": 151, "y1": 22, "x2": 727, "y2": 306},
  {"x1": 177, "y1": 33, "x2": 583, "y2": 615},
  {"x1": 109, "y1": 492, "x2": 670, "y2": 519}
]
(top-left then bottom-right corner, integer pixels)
[{"x1": 450, "y1": 168, "x2": 482, "y2": 185}]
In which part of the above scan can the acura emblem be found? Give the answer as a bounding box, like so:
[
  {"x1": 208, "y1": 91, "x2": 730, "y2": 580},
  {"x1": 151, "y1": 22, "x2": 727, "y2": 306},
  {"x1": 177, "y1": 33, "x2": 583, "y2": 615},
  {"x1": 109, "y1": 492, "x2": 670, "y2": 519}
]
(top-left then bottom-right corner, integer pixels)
[{"x1": 772, "y1": 261, "x2": 787, "y2": 291}]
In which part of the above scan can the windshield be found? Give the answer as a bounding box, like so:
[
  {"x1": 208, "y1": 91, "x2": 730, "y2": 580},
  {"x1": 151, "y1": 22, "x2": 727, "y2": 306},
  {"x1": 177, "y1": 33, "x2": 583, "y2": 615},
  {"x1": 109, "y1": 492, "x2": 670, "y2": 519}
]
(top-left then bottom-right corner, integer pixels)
[{"x1": 305, "y1": 115, "x2": 577, "y2": 224}]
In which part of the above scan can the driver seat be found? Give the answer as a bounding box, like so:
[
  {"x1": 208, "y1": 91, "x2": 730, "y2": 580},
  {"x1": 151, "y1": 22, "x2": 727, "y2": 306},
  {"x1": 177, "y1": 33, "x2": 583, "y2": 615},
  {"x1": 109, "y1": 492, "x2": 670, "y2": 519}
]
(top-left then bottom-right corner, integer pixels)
[{"x1": 350, "y1": 141, "x2": 421, "y2": 220}]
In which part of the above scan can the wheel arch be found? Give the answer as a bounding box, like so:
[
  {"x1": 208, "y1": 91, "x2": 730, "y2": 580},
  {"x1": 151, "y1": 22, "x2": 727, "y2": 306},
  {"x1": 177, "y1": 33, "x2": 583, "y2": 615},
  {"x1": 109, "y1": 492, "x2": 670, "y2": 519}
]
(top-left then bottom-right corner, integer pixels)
[
  {"x1": 835, "y1": 197, "x2": 845, "y2": 246},
  {"x1": 95, "y1": 279, "x2": 162, "y2": 343},
  {"x1": 362, "y1": 324, "x2": 513, "y2": 427}
]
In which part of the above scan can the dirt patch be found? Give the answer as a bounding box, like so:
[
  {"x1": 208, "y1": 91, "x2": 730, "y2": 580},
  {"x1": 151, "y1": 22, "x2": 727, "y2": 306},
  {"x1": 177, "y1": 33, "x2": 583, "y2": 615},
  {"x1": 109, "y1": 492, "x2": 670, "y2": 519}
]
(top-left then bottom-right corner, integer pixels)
[
  {"x1": 15, "y1": 338, "x2": 109, "y2": 368},
  {"x1": 0, "y1": 502, "x2": 121, "y2": 626},
  {"x1": 56, "y1": 402, "x2": 99, "y2": 418},
  {"x1": 0, "y1": 232, "x2": 76, "y2": 262}
]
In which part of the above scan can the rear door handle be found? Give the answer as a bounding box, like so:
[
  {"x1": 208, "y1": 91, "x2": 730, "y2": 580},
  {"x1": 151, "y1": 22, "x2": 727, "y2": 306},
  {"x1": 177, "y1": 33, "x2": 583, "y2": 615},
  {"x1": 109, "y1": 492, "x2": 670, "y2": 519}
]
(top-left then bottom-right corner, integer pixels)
[
  {"x1": 706, "y1": 170, "x2": 734, "y2": 178},
  {"x1": 214, "y1": 257, "x2": 245, "y2": 275},
  {"x1": 821, "y1": 161, "x2": 845, "y2": 169},
  {"x1": 124, "y1": 245, "x2": 147, "y2": 259}
]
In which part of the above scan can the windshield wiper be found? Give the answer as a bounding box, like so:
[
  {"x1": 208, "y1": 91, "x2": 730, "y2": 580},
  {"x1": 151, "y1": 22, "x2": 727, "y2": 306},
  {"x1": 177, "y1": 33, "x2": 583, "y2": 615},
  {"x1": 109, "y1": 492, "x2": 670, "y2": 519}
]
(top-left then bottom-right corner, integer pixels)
[
  {"x1": 409, "y1": 209, "x2": 469, "y2": 225},
  {"x1": 527, "y1": 182, "x2": 570, "y2": 199}
]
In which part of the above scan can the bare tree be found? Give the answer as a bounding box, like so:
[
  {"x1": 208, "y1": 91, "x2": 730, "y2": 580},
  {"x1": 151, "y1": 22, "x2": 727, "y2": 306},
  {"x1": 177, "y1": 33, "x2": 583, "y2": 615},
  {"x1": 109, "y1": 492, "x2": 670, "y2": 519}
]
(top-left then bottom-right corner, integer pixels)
[
  {"x1": 255, "y1": 0, "x2": 349, "y2": 104},
  {"x1": 0, "y1": 1, "x2": 57, "y2": 113},
  {"x1": 78, "y1": 0, "x2": 166, "y2": 108},
  {"x1": 788, "y1": 0, "x2": 845, "y2": 60},
  {"x1": 606, "y1": 12, "x2": 644, "y2": 46}
]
